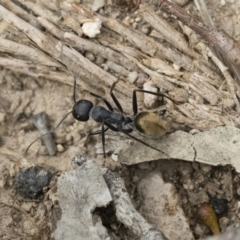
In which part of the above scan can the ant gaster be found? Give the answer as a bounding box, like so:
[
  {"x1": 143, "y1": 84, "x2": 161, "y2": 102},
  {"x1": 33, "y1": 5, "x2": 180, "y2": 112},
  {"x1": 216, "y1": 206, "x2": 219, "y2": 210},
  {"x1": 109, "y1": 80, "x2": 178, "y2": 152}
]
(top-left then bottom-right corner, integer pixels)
[{"x1": 26, "y1": 78, "x2": 175, "y2": 158}]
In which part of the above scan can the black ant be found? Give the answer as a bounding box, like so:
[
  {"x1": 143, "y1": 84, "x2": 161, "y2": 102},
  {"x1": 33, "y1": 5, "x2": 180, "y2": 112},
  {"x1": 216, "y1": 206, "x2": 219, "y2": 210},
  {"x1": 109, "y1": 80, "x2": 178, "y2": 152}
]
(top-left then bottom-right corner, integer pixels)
[{"x1": 26, "y1": 78, "x2": 175, "y2": 158}]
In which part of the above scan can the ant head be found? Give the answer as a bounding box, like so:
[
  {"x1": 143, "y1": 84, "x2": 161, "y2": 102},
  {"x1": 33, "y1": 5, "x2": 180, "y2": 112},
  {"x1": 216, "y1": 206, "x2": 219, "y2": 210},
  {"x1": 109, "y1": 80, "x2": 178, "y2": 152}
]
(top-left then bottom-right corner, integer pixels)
[{"x1": 72, "y1": 100, "x2": 93, "y2": 121}]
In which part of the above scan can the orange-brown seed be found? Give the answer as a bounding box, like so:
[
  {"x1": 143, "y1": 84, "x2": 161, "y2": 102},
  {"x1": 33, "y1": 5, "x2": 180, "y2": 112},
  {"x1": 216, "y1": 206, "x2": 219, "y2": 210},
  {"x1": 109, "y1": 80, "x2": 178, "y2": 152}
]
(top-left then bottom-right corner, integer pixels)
[{"x1": 197, "y1": 203, "x2": 220, "y2": 235}]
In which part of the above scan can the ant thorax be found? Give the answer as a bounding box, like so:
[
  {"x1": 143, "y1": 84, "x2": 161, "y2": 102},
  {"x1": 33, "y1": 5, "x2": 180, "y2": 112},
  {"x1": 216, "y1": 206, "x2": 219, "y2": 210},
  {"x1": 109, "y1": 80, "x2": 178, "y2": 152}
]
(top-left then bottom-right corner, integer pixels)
[
  {"x1": 90, "y1": 106, "x2": 124, "y2": 124},
  {"x1": 90, "y1": 105, "x2": 134, "y2": 134}
]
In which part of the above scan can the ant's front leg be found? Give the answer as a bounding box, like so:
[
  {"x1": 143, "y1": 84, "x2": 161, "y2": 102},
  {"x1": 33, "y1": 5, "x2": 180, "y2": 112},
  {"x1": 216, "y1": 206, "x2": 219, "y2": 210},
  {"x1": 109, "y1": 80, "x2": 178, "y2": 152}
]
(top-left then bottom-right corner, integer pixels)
[
  {"x1": 91, "y1": 80, "x2": 124, "y2": 114},
  {"x1": 110, "y1": 81, "x2": 123, "y2": 113},
  {"x1": 73, "y1": 76, "x2": 114, "y2": 112},
  {"x1": 89, "y1": 92, "x2": 114, "y2": 112}
]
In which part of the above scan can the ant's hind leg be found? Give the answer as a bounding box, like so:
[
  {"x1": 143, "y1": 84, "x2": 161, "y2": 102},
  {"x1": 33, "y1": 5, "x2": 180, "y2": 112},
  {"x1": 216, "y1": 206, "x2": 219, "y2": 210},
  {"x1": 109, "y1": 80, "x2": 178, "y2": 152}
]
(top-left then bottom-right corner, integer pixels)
[
  {"x1": 103, "y1": 122, "x2": 169, "y2": 158},
  {"x1": 132, "y1": 89, "x2": 176, "y2": 116}
]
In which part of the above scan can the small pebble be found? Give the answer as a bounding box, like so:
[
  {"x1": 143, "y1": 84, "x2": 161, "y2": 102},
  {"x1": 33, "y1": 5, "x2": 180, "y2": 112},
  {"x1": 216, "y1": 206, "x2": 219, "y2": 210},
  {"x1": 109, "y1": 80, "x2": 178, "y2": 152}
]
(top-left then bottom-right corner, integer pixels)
[
  {"x1": 15, "y1": 166, "x2": 52, "y2": 199},
  {"x1": 219, "y1": 217, "x2": 229, "y2": 232},
  {"x1": 210, "y1": 198, "x2": 228, "y2": 215},
  {"x1": 24, "y1": 107, "x2": 32, "y2": 118},
  {"x1": 119, "y1": 36, "x2": 124, "y2": 43},
  {"x1": 129, "y1": 18, "x2": 134, "y2": 24},
  {"x1": 200, "y1": 165, "x2": 212, "y2": 174},
  {"x1": 29, "y1": 19, "x2": 43, "y2": 30},
  {"x1": 189, "y1": 184, "x2": 194, "y2": 191},
  {"x1": 132, "y1": 176, "x2": 140, "y2": 183},
  {"x1": 111, "y1": 153, "x2": 118, "y2": 162},
  {"x1": 192, "y1": 162, "x2": 199, "y2": 170},
  {"x1": 132, "y1": 22, "x2": 137, "y2": 29},
  {"x1": 135, "y1": 17, "x2": 142, "y2": 22},
  {"x1": 0, "y1": 112, "x2": 6, "y2": 123},
  {"x1": 22, "y1": 220, "x2": 38, "y2": 236},
  {"x1": 39, "y1": 146, "x2": 48, "y2": 156},
  {"x1": 73, "y1": 133, "x2": 81, "y2": 142},
  {"x1": 102, "y1": 64, "x2": 108, "y2": 71},
  {"x1": 173, "y1": 63, "x2": 180, "y2": 71},
  {"x1": 32, "y1": 202, "x2": 38, "y2": 208},
  {"x1": 21, "y1": 202, "x2": 32, "y2": 212},
  {"x1": 237, "y1": 186, "x2": 240, "y2": 196},
  {"x1": 138, "y1": 162, "x2": 153, "y2": 170},
  {"x1": 175, "y1": 0, "x2": 190, "y2": 6},
  {"x1": 182, "y1": 196, "x2": 188, "y2": 204},
  {"x1": 190, "y1": 129, "x2": 200, "y2": 135},
  {"x1": 57, "y1": 144, "x2": 65, "y2": 152},
  {"x1": 141, "y1": 25, "x2": 150, "y2": 34},
  {"x1": 122, "y1": 16, "x2": 130, "y2": 26},
  {"x1": 127, "y1": 71, "x2": 138, "y2": 84},
  {"x1": 179, "y1": 163, "x2": 193, "y2": 176},
  {"x1": 19, "y1": 129, "x2": 25, "y2": 136},
  {"x1": 91, "y1": 0, "x2": 105, "y2": 12},
  {"x1": 194, "y1": 223, "x2": 205, "y2": 237},
  {"x1": 85, "y1": 52, "x2": 95, "y2": 62},
  {"x1": 96, "y1": 56, "x2": 105, "y2": 65},
  {"x1": 66, "y1": 133, "x2": 73, "y2": 142},
  {"x1": 69, "y1": 125, "x2": 74, "y2": 131},
  {"x1": 42, "y1": 186, "x2": 49, "y2": 193},
  {"x1": 82, "y1": 18, "x2": 102, "y2": 38}
]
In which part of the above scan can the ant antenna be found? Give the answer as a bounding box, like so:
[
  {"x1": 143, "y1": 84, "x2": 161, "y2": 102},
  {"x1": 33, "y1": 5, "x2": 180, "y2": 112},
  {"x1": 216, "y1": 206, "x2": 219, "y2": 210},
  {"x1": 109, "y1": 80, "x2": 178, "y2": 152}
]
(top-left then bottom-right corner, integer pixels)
[
  {"x1": 25, "y1": 110, "x2": 73, "y2": 154},
  {"x1": 73, "y1": 76, "x2": 77, "y2": 103}
]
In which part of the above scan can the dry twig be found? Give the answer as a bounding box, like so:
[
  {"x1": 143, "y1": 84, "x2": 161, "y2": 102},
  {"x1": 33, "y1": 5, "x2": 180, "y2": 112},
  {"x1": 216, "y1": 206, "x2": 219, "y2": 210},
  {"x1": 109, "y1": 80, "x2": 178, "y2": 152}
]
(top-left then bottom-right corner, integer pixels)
[
  {"x1": 103, "y1": 169, "x2": 168, "y2": 240},
  {"x1": 159, "y1": 0, "x2": 240, "y2": 77}
]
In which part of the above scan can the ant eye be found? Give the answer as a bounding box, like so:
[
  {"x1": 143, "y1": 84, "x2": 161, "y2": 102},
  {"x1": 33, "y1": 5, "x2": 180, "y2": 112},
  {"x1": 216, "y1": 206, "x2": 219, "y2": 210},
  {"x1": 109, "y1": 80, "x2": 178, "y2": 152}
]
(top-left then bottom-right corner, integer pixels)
[{"x1": 72, "y1": 100, "x2": 93, "y2": 121}]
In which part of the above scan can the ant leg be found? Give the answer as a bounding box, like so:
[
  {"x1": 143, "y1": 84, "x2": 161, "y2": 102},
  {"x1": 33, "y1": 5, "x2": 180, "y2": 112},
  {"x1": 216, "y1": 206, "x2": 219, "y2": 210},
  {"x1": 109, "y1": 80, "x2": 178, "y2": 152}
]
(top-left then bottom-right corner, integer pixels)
[
  {"x1": 121, "y1": 131, "x2": 169, "y2": 158},
  {"x1": 110, "y1": 81, "x2": 123, "y2": 114},
  {"x1": 89, "y1": 92, "x2": 114, "y2": 112},
  {"x1": 73, "y1": 76, "x2": 114, "y2": 111},
  {"x1": 73, "y1": 76, "x2": 77, "y2": 103},
  {"x1": 100, "y1": 122, "x2": 119, "y2": 157},
  {"x1": 89, "y1": 127, "x2": 109, "y2": 136},
  {"x1": 101, "y1": 123, "x2": 106, "y2": 158},
  {"x1": 25, "y1": 110, "x2": 73, "y2": 154},
  {"x1": 99, "y1": 122, "x2": 119, "y2": 158},
  {"x1": 91, "y1": 80, "x2": 123, "y2": 113},
  {"x1": 103, "y1": 122, "x2": 169, "y2": 158},
  {"x1": 132, "y1": 89, "x2": 176, "y2": 116}
]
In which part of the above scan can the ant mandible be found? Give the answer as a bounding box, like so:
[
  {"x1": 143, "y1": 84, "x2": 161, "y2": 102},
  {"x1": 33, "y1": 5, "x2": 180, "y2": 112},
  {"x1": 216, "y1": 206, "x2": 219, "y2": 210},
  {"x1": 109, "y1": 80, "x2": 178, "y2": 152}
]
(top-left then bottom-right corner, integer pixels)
[{"x1": 26, "y1": 78, "x2": 175, "y2": 158}]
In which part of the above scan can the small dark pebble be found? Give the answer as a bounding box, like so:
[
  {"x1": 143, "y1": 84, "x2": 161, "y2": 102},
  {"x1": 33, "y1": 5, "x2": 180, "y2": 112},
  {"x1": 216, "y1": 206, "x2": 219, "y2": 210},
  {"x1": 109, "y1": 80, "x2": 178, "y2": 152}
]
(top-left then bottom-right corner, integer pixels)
[
  {"x1": 210, "y1": 198, "x2": 228, "y2": 215},
  {"x1": 15, "y1": 166, "x2": 52, "y2": 199}
]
